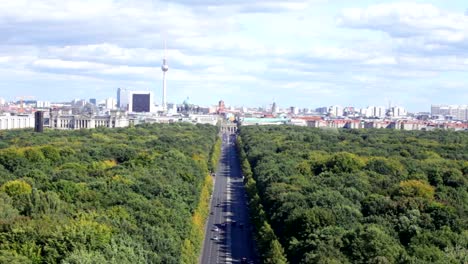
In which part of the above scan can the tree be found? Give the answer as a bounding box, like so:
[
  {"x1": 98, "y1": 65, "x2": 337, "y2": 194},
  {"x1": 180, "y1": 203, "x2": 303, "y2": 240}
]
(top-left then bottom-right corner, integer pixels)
[
  {"x1": 0, "y1": 250, "x2": 32, "y2": 264},
  {"x1": 326, "y1": 152, "x2": 365, "y2": 173},
  {"x1": 1, "y1": 180, "x2": 32, "y2": 196},
  {"x1": 264, "y1": 239, "x2": 288, "y2": 264},
  {"x1": 398, "y1": 180, "x2": 435, "y2": 200},
  {"x1": 345, "y1": 225, "x2": 404, "y2": 264}
]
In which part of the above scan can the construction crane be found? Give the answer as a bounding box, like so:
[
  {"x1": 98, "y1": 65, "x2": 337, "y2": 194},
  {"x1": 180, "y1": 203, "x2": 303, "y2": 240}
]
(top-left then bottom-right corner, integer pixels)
[{"x1": 15, "y1": 96, "x2": 35, "y2": 113}]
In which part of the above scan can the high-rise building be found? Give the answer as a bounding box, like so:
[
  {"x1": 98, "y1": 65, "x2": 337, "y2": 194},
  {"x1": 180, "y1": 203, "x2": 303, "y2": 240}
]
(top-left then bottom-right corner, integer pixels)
[
  {"x1": 132, "y1": 94, "x2": 150, "y2": 112},
  {"x1": 390, "y1": 106, "x2": 407, "y2": 118},
  {"x1": 328, "y1": 105, "x2": 343, "y2": 117},
  {"x1": 128, "y1": 91, "x2": 154, "y2": 113},
  {"x1": 105, "y1": 98, "x2": 117, "y2": 110},
  {"x1": 431, "y1": 105, "x2": 468, "y2": 120},
  {"x1": 89, "y1": 98, "x2": 97, "y2": 105},
  {"x1": 117, "y1": 88, "x2": 121, "y2": 108},
  {"x1": 272, "y1": 102, "x2": 278, "y2": 115},
  {"x1": 118, "y1": 88, "x2": 129, "y2": 110},
  {"x1": 290, "y1": 106, "x2": 299, "y2": 115},
  {"x1": 362, "y1": 106, "x2": 386, "y2": 118}
]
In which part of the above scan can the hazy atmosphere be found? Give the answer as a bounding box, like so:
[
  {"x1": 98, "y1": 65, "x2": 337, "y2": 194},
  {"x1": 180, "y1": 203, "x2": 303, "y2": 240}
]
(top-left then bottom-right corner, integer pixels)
[{"x1": 1, "y1": 0, "x2": 467, "y2": 111}]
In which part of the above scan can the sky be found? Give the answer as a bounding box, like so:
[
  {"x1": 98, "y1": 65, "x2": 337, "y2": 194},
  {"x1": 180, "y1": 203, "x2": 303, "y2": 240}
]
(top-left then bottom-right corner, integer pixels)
[{"x1": 0, "y1": 0, "x2": 467, "y2": 112}]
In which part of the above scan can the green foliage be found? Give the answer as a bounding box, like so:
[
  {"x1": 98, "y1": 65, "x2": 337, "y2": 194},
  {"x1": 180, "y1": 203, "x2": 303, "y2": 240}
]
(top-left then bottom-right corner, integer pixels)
[
  {"x1": 237, "y1": 136, "x2": 288, "y2": 263},
  {"x1": 344, "y1": 224, "x2": 404, "y2": 264},
  {"x1": 62, "y1": 249, "x2": 107, "y2": 264},
  {"x1": 326, "y1": 152, "x2": 365, "y2": 173},
  {"x1": 398, "y1": 180, "x2": 435, "y2": 200},
  {"x1": 238, "y1": 125, "x2": 468, "y2": 263},
  {"x1": 180, "y1": 175, "x2": 213, "y2": 264},
  {"x1": 264, "y1": 239, "x2": 288, "y2": 264},
  {"x1": 209, "y1": 137, "x2": 222, "y2": 172},
  {"x1": 0, "y1": 123, "x2": 218, "y2": 263},
  {"x1": 40, "y1": 145, "x2": 61, "y2": 162},
  {"x1": 0, "y1": 148, "x2": 28, "y2": 172},
  {"x1": 1, "y1": 180, "x2": 32, "y2": 196},
  {"x1": 0, "y1": 250, "x2": 32, "y2": 264}
]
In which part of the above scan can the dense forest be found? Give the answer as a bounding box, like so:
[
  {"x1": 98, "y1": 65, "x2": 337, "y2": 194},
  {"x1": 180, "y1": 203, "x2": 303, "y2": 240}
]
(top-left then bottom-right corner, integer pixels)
[
  {"x1": 0, "y1": 123, "x2": 219, "y2": 263},
  {"x1": 238, "y1": 126, "x2": 467, "y2": 264}
]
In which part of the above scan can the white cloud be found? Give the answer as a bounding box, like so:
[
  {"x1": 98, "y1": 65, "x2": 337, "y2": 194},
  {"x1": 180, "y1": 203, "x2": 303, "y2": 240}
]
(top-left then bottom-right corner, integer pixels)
[
  {"x1": 364, "y1": 56, "x2": 397, "y2": 65},
  {"x1": 0, "y1": 0, "x2": 466, "y2": 110},
  {"x1": 338, "y1": 2, "x2": 468, "y2": 54},
  {"x1": 32, "y1": 59, "x2": 108, "y2": 71}
]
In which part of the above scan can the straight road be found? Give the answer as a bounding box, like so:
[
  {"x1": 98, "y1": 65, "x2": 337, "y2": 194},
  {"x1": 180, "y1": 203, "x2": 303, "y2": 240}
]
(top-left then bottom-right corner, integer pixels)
[{"x1": 200, "y1": 131, "x2": 256, "y2": 264}]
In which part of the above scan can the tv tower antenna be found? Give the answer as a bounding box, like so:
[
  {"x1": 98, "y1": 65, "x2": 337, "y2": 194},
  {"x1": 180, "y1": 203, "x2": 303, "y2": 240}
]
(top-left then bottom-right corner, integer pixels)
[{"x1": 161, "y1": 39, "x2": 169, "y2": 112}]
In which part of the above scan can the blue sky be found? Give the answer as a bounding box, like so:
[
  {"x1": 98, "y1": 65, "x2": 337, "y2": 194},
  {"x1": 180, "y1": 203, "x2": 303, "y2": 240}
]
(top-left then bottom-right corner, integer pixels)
[{"x1": 0, "y1": 0, "x2": 467, "y2": 111}]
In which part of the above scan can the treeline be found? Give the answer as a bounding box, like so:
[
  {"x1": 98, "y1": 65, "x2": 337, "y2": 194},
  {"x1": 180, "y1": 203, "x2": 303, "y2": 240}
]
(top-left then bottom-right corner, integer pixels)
[
  {"x1": 239, "y1": 126, "x2": 467, "y2": 264},
  {"x1": 0, "y1": 123, "x2": 218, "y2": 263},
  {"x1": 237, "y1": 136, "x2": 287, "y2": 264}
]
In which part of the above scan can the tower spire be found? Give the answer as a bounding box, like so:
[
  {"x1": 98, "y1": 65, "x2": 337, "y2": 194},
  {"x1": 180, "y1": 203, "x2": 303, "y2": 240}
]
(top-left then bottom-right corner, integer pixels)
[{"x1": 161, "y1": 38, "x2": 169, "y2": 113}]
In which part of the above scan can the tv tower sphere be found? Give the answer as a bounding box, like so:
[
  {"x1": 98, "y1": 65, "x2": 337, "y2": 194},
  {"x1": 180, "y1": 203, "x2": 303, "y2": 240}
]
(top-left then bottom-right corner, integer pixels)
[
  {"x1": 161, "y1": 53, "x2": 168, "y2": 112},
  {"x1": 162, "y1": 60, "x2": 169, "y2": 72}
]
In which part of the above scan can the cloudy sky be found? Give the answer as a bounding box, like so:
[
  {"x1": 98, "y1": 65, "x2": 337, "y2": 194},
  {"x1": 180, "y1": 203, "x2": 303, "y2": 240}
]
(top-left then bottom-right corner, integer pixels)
[{"x1": 0, "y1": 0, "x2": 467, "y2": 111}]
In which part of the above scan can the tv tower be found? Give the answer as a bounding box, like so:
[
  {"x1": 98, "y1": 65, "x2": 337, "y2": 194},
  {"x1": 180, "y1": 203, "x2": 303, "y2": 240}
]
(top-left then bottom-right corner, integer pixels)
[{"x1": 161, "y1": 40, "x2": 169, "y2": 112}]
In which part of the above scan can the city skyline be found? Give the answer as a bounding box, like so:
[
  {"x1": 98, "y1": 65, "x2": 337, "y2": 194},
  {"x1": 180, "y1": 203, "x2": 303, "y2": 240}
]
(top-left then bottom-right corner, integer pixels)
[{"x1": 0, "y1": 0, "x2": 467, "y2": 112}]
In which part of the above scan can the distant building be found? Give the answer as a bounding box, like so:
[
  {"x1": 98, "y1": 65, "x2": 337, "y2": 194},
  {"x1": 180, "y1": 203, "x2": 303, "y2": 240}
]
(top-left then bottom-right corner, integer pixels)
[
  {"x1": 315, "y1": 107, "x2": 328, "y2": 115},
  {"x1": 362, "y1": 106, "x2": 386, "y2": 118},
  {"x1": 130, "y1": 93, "x2": 150, "y2": 112},
  {"x1": 117, "y1": 90, "x2": 154, "y2": 113},
  {"x1": 89, "y1": 98, "x2": 97, "y2": 105},
  {"x1": 49, "y1": 110, "x2": 129, "y2": 129},
  {"x1": 271, "y1": 102, "x2": 278, "y2": 115},
  {"x1": 218, "y1": 100, "x2": 225, "y2": 113},
  {"x1": 432, "y1": 105, "x2": 467, "y2": 121},
  {"x1": 118, "y1": 88, "x2": 128, "y2": 109},
  {"x1": 36, "y1": 101, "x2": 51, "y2": 108},
  {"x1": 0, "y1": 113, "x2": 35, "y2": 130},
  {"x1": 328, "y1": 105, "x2": 343, "y2": 117},
  {"x1": 389, "y1": 106, "x2": 407, "y2": 118},
  {"x1": 105, "y1": 98, "x2": 117, "y2": 110},
  {"x1": 290, "y1": 106, "x2": 299, "y2": 115},
  {"x1": 240, "y1": 117, "x2": 290, "y2": 126},
  {"x1": 290, "y1": 118, "x2": 307, "y2": 126},
  {"x1": 188, "y1": 114, "x2": 218, "y2": 126},
  {"x1": 72, "y1": 99, "x2": 87, "y2": 108},
  {"x1": 0, "y1": 98, "x2": 6, "y2": 106},
  {"x1": 166, "y1": 103, "x2": 177, "y2": 115},
  {"x1": 117, "y1": 88, "x2": 122, "y2": 108},
  {"x1": 343, "y1": 106, "x2": 356, "y2": 116}
]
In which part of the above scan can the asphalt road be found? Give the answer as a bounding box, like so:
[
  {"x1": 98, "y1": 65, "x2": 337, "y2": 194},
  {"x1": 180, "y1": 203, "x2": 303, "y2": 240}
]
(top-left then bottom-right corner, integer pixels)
[{"x1": 200, "y1": 132, "x2": 256, "y2": 264}]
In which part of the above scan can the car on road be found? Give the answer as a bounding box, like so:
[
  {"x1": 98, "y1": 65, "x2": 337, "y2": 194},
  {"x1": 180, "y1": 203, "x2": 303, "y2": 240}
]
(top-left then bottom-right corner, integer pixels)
[
  {"x1": 212, "y1": 236, "x2": 219, "y2": 241},
  {"x1": 212, "y1": 227, "x2": 219, "y2": 232}
]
